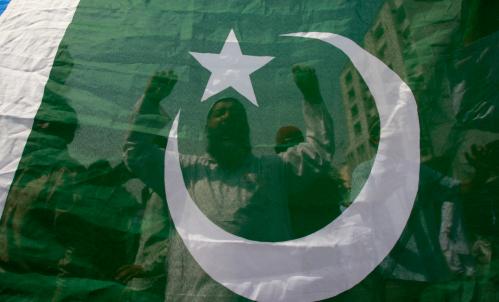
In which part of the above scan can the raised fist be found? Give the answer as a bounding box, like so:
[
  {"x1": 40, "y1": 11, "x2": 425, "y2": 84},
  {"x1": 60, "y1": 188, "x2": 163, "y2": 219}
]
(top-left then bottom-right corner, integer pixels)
[
  {"x1": 145, "y1": 70, "x2": 177, "y2": 102},
  {"x1": 292, "y1": 65, "x2": 323, "y2": 104}
]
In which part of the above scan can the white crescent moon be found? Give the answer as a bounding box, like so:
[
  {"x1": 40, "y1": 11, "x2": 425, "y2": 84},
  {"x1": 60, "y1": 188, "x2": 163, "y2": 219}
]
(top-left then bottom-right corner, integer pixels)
[{"x1": 164, "y1": 32, "x2": 420, "y2": 302}]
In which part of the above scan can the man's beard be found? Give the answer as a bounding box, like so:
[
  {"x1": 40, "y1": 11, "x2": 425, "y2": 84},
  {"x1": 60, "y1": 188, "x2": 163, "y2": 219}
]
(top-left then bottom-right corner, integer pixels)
[{"x1": 206, "y1": 128, "x2": 251, "y2": 170}]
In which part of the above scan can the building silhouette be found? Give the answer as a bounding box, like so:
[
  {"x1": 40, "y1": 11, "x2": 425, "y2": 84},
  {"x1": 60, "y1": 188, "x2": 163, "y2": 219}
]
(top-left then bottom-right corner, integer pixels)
[{"x1": 340, "y1": 0, "x2": 462, "y2": 171}]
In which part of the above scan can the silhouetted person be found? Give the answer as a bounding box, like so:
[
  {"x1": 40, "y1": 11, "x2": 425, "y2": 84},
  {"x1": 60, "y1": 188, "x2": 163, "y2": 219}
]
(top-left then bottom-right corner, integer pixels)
[
  {"x1": 0, "y1": 46, "x2": 143, "y2": 301},
  {"x1": 461, "y1": 140, "x2": 499, "y2": 300},
  {"x1": 50, "y1": 161, "x2": 141, "y2": 301},
  {"x1": 350, "y1": 119, "x2": 473, "y2": 301},
  {"x1": 0, "y1": 46, "x2": 89, "y2": 300},
  {"x1": 0, "y1": 100, "x2": 82, "y2": 274},
  {"x1": 463, "y1": 141, "x2": 499, "y2": 240},
  {"x1": 274, "y1": 125, "x2": 344, "y2": 238},
  {"x1": 124, "y1": 65, "x2": 335, "y2": 301}
]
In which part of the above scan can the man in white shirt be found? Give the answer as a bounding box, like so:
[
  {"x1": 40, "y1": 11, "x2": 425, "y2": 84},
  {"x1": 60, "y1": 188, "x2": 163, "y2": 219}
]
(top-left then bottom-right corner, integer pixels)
[{"x1": 123, "y1": 65, "x2": 335, "y2": 301}]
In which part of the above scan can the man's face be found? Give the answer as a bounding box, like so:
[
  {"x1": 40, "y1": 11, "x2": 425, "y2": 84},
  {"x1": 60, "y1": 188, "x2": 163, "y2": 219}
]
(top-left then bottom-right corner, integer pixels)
[
  {"x1": 206, "y1": 100, "x2": 248, "y2": 144},
  {"x1": 205, "y1": 99, "x2": 251, "y2": 169}
]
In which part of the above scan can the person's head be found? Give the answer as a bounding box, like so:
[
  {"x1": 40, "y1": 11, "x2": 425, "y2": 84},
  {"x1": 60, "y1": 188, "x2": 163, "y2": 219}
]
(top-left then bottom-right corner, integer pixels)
[
  {"x1": 205, "y1": 97, "x2": 251, "y2": 169},
  {"x1": 368, "y1": 118, "x2": 380, "y2": 147},
  {"x1": 274, "y1": 126, "x2": 304, "y2": 154},
  {"x1": 27, "y1": 98, "x2": 79, "y2": 152}
]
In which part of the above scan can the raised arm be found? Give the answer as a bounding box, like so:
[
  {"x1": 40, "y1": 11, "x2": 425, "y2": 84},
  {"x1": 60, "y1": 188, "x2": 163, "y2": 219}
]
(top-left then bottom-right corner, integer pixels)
[
  {"x1": 124, "y1": 71, "x2": 177, "y2": 196},
  {"x1": 280, "y1": 65, "x2": 335, "y2": 191}
]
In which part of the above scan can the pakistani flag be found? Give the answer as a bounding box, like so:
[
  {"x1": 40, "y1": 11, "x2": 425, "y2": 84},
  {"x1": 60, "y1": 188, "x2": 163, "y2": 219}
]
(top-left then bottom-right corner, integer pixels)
[{"x1": 1, "y1": 0, "x2": 498, "y2": 301}]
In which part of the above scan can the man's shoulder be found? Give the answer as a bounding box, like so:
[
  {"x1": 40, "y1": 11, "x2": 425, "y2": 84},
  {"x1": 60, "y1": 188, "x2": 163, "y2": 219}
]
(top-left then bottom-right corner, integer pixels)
[
  {"x1": 253, "y1": 153, "x2": 282, "y2": 165},
  {"x1": 180, "y1": 153, "x2": 284, "y2": 172},
  {"x1": 180, "y1": 153, "x2": 217, "y2": 169}
]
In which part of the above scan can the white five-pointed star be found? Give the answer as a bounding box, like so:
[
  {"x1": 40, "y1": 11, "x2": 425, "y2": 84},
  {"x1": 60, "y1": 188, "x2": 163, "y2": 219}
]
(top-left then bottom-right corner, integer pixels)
[{"x1": 189, "y1": 29, "x2": 274, "y2": 106}]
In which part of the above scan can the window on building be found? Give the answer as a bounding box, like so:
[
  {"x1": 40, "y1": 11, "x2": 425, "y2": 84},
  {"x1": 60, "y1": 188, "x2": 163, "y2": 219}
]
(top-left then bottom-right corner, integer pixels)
[
  {"x1": 364, "y1": 94, "x2": 374, "y2": 109},
  {"x1": 348, "y1": 88, "x2": 355, "y2": 101},
  {"x1": 345, "y1": 71, "x2": 353, "y2": 84},
  {"x1": 351, "y1": 104, "x2": 359, "y2": 119},
  {"x1": 347, "y1": 152, "x2": 356, "y2": 166},
  {"x1": 374, "y1": 24, "x2": 384, "y2": 39},
  {"x1": 395, "y1": 7, "x2": 406, "y2": 24},
  {"x1": 378, "y1": 43, "x2": 387, "y2": 59},
  {"x1": 357, "y1": 144, "x2": 367, "y2": 161},
  {"x1": 354, "y1": 122, "x2": 362, "y2": 137},
  {"x1": 402, "y1": 27, "x2": 410, "y2": 41}
]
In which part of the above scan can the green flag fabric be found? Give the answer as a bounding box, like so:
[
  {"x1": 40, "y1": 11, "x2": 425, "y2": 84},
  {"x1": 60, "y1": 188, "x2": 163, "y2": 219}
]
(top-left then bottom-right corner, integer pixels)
[{"x1": 0, "y1": 0, "x2": 498, "y2": 301}]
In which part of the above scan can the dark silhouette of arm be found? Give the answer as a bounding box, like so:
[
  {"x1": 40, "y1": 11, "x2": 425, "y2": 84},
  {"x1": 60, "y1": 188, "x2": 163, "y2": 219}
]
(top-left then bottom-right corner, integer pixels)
[{"x1": 124, "y1": 71, "x2": 177, "y2": 197}]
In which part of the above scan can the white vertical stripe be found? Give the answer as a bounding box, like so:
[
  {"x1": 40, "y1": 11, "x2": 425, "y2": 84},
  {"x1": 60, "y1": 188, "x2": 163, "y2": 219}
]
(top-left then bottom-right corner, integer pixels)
[{"x1": 0, "y1": 0, "x2": 81, "y2": 216}]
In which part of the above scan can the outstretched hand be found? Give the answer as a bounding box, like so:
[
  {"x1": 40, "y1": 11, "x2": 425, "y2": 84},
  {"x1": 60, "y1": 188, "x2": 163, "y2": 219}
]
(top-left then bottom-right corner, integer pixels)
[
  {"x1": 292, "y1": 65, "x2": 323, "y2": 104},
  {"x1": 145, "y1": 70, "x2": 178, "y2": 102}
]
